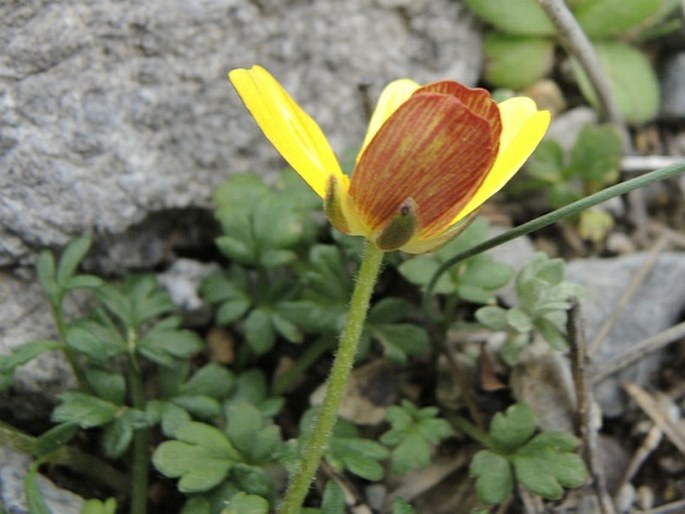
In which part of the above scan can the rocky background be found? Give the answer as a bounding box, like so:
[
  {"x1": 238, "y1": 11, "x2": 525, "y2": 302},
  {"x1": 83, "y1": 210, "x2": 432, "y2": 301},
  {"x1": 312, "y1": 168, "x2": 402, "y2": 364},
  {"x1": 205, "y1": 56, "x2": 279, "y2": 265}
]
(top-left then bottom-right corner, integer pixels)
[
  {"x1": 1, "y1": 0, "x2": 479, "y2": 406},
  {"x1": 1, "y1": 2, "x2": 481, "y2": 509}
]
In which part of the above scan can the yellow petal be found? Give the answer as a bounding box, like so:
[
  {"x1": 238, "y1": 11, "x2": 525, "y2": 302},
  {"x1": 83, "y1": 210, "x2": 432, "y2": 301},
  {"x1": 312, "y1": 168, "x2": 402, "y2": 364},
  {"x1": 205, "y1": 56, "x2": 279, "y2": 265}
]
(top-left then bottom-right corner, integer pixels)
[
  {"x1": 359, "y1": 79, "x2": 420, "y2": 157},
  {"x1": 228, "y1": 66, "x2": 344, "y2": 198},
  {"x1": 454, "y1": 97, "x2": 551, "y2": 222}
]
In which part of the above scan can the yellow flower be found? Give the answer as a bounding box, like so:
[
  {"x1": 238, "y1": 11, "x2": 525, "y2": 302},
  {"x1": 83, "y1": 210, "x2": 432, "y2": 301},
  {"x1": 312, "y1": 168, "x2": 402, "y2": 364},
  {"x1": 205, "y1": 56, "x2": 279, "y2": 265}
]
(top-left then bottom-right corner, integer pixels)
[{"x1": 228, "y1": 65, "x2": 550, "y2": 253}]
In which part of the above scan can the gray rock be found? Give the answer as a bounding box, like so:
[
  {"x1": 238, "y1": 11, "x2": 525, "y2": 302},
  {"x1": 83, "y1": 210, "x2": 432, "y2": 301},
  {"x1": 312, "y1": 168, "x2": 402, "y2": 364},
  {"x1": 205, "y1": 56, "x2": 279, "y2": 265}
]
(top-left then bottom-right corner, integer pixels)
[
  {"x1": 566, "y1": 252, "x2": 685, "y2": 417},
  {"x1": 660, "y1": 52, "x2": 685, "y2": 120},
  {"x1": 157, "y1": 258, "x2": 220, "y2": 326},
  {"x1": 0, "y1": 273, "x2": 77, "y2": 423},
  {"x1": 0, "y1": 448, "x2": 84, "y2": 514},
  {"x1": 0, "y1": 0, "x2": 482, "y2": 418},
  {"x1": 0, "y1": 0, "x2": 481, "y2": 268}
]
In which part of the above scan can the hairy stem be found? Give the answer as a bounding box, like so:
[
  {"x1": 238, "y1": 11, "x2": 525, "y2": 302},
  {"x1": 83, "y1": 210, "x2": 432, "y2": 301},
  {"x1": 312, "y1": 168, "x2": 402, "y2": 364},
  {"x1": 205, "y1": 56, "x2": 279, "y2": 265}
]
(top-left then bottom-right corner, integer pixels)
[{"x1": 279, "y1": 243, "x2": 384, "y2": 514}]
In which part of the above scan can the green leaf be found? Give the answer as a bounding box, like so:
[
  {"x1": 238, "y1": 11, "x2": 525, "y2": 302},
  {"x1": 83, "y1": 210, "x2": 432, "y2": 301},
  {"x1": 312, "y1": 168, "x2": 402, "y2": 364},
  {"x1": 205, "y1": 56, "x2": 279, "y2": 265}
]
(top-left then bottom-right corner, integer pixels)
[
  {"x1": 244, "y1": 308, "x2": 275, "y2": 355},
  {"x1": 470, "y1": 450, "x2": 514, "y2": 505},
  {"x1": 568, "y1": 124, "x2": 621, "y2": 185},
  {"x1": 84, "y1": 367, "x2": 126, "y2": 405},
  {"x1": 56, "y1": 237, "x2": 92, "y2": 287},
  {"x1": 65, "y1": 322, "x2": 125, "y2": 363},
  {"x1": 368, "y1": 297, "x2": 411, "y2": 324},
  {"x1": 0, "y1": 340, "x2": 63, "y2": 374},
  {"x1": 223, "y1": 492, "x2": 269, "y2": 514},
  {"x1": 381, "y1": 401, "x2": 453, "y2": 475},
  {"x1": 501, "y1": 332, "x2": 530, "y2": 366},
  {"x1": 216, "y1": 236, "x2": 254, "y2": 264},
  {"x1": 490, "y1": 403, "x2": 536, "y2": 452},
  {"x1": 81, "y1": 498, "x2": 117, "y2": 514},
  {"x1": 484, "y1": 34, "x2": 555, "y2": 90},
  {"x1": 138, "y1": 328, "x2": 204, "y2": 366},
  {"x1": 532, "y1": 257, "x2": 565, "y2": 286},
  {"x1": 226, "y1": 403, "x2": 282, "y2": 463},
  {"x1": 320, "y1": 481, "x2": 346, "y2": 514},
  {"x1": 216, "y1": 298, "x2": 251, "y2": 325},
  {"x1": 391, "y1": 497, "x2": 416, "y2": 514},
  {"x1": 388, "y1": 432, "x2": 431, "y2": 475},
  {"x1": 270, "y1": 311, "x2": 303, "y2": 344},
  {"x1": 162, "y1": 403, "x2": 192, "y2": 436},
  {"x1": 102, "y1": 409, "x2": 147, "y2": 458},
  {"x1": 181, "y1": 363, "x2": 235, "y2": 399},
  {"x1": 213, "y1": 174, "x2": 308, "y2": 268},
  {"x1": 36, "y1": 250, "x2": 59, "y2": 306},
  {"x1": 572, "y1": 41, "x2": 659, "y2": 124},
  {"x1": 574, "y1": 0, "x2": 663, "y2": 38},
  {"x1": 398, "y1": 255, "x2": 454, "y2": 294},
  {"x1": 172, "y1": 395, "x2": 222, "y2": 420},
  {"x1": 475, "y1": 306, "x2": 509, "y2": 331},
  {"x1": 33, "y1": 422, "x2": 80, "y2": 458},
  {"x1": 461, "y1": 255, "x2": 514, "y2": 291},
  {"x1": 230, "y1": 463, "x2": 275, "y2": 500},
  {"x1": 180, "y1": 497, "x2": 210, "y2": 514},
  {"x1": 260, "y1": 249, "x2": 296, "y2": 269},
  {"x1": 526, "y1": 139, "x2": 566, "y2": 183},
  {"x1": 306, "y1": 245, "x2": 354, "y2": 300},
  {"x1": 310, "y1": 415, "x2": 389, "y2": 481},
  {"x1": 506, "y1": 308, "x2": 533, "y2": 333},
  {"x1": 200, "y1": 270, "x2": 249, "y2": 304},
  {"x1": 52, "y1": 392, "x2": 119, "y2": 428},
  {"x1": 534, "y1": 317, "x2": 569, "y2": 351},
  {"x1": 127, "y1": 275, "x2": 176, "y2": 325},
  {"x1": 152, "y1": 422, "x2": 240, "y2": 493},
  {"x1": 367, "y1": 323, "x2": 429, "y2": 363},
  {"x1": 465, "y1": 0, "x2": 556, "y2": 35},
  {"x1": 24, "y1": 464, "x2": 52, "y2": 514},
  {"x1": 65, "y1": 274, "x2": 104, "y2": 291}
]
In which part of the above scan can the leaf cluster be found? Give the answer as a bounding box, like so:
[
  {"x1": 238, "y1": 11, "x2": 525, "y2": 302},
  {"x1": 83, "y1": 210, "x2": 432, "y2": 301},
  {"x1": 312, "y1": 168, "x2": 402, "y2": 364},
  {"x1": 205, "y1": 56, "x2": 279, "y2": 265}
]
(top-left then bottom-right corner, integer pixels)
[
  {"x1": 398, "y1": 218, "x2": 514, "y2": 304},
  {"x1": 380, "y1": 400, "x2": 453, "y2": 475},
  {"x1": 202, "y1": 172, "x2": 430, "y2": 364},
  {"x1": 476, "y1": 253, "x2": 584, "y2": 364},
  {"x1": 521, "y1": 123, "x2": 622, "y2": 241},
  {"x1": 466, "y1": 0, "x2": 674, "y2": 123},
  {"x1": 470, "y1": 403, "x2": 587, "y2": 504}
]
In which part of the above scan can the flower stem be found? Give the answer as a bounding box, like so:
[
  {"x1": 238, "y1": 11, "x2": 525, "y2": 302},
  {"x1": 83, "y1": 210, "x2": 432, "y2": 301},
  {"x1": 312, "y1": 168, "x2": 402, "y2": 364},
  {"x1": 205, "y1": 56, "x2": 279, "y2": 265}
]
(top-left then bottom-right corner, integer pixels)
[
  {"x1": 278, "y1": 242, "x2": 385, "y2": 514},
  {"x1": 425, "y1": 161, "x2": 685, "y2": 301}
]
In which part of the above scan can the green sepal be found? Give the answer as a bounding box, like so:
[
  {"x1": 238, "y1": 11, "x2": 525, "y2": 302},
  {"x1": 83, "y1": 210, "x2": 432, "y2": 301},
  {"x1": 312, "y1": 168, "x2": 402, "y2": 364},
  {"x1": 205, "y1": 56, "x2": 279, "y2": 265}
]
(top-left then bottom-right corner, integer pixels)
[
  {"x1": 324, "y1": 175, "x2": 350, "y2": 234},
  {"x1": 374, "y1": 198, "x2": 417, "y2": 251}
]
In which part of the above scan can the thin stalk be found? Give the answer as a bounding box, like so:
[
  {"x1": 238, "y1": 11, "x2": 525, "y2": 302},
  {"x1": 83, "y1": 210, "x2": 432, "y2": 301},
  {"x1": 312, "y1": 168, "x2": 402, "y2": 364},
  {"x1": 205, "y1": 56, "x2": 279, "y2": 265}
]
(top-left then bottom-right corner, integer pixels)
[
  {"x1": 127, "y1": 329, "x2": 149, "y2": 514},
  {"x1": 424, "y1": 162, "x2": 685, "y2": 302},
  {"x1": 278, "y1": 243, "x2": 385, "y2": 514},
  {"x1": 50, "y1": 301, "x2": 88, "y2": 389},
  {"x1": 272, "y1": 337, "x2": 336, "y2": 395},
  {"x1": 537, "y1": 0, "x2": 625, "y2": 133},
  {"x1": 0, "y1": 420, "x2": 129, "y2": 493}
]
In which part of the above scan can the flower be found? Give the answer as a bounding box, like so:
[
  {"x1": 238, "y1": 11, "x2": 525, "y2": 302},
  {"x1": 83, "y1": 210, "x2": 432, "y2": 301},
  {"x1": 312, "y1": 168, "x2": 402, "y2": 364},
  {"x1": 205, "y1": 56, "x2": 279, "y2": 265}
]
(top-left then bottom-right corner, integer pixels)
[{"x1": 228, "y1": 65, "x2": 550, "y2": 253}]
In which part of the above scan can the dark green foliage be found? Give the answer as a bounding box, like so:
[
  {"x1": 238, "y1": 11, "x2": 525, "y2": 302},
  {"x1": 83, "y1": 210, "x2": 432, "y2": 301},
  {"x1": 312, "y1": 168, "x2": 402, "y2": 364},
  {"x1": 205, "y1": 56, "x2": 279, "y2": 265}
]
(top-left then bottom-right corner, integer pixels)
[{"x1": 469, "y1": 404, "x2": 587, "y2": 504}]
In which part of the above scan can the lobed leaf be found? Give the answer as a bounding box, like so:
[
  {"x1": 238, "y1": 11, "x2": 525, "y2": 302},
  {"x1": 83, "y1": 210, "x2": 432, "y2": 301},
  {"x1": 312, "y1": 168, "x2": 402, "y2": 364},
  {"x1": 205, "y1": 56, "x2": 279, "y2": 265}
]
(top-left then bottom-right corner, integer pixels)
[
  {"x1": 470, "y1": 450, "x2": 514, "y2": 505},
  {"x1": 490, "y1": 403, "x2": 536, "y2": 452},
  {"x1": 52, "y1": 392, "x2": 119, "y2": 428}
]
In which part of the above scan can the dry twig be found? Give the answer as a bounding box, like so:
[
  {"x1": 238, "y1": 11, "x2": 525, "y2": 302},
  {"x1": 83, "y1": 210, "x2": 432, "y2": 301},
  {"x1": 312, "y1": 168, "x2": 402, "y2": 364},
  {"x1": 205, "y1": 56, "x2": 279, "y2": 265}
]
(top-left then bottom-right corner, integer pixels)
[
  {"x1": 567, "y1": 300, "x2": 617, "y2": 514},
  {"x1": 593, "y1": 320, "x2": 685, "y2": 385},
  {"x1": 623, "y1": 382, "x2": 685, "y2": 457}
]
